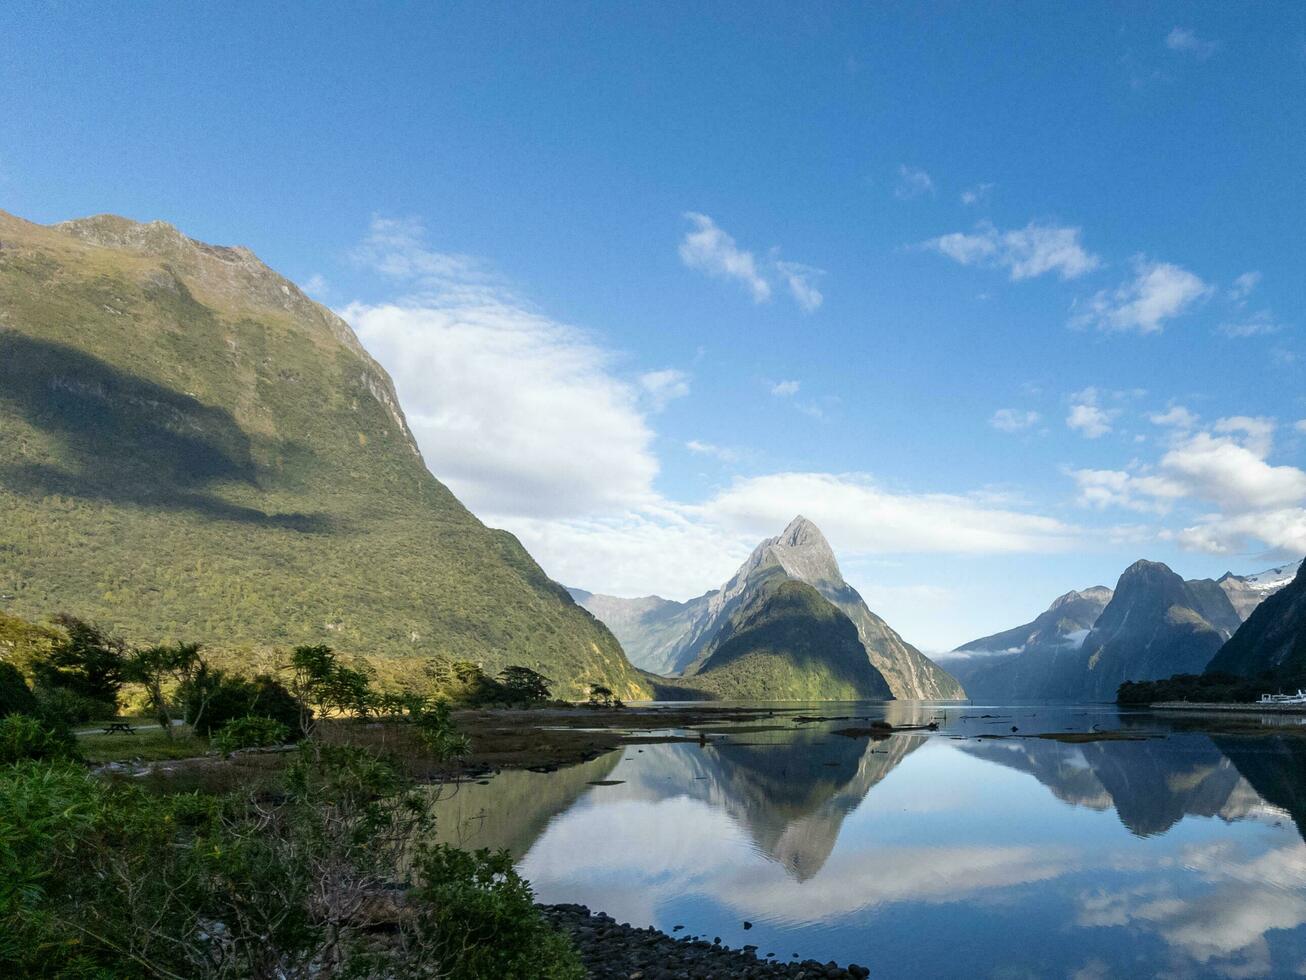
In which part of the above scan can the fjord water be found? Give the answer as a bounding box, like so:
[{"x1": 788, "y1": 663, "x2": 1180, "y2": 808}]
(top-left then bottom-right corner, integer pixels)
[{"x1": 435, "y1": 704, "x2": 1306, "y2": 979}]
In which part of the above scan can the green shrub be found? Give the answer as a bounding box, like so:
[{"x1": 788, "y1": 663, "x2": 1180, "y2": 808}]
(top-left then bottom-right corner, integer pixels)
[
  {"x1": 0, "y1": 663, "x2": 37, "y2": 718},
  {"x1": 0, "y1": 714, "x2": 79, "y2": 763},
  {"x1": 0, "y1": 712, "x2": 579, "y2": 978},
  {"x1": 181, "y1": 670, "x2": 305, "y2": 736},
  {"x1": 413, "y1": 844, "x2": 584, "y2": 980},
  {"x1": 29, "y1": 615, "x2": 126, "y2": 710},
  {"x1": 212, "y1": 715, "x2": 290, "y2": 754},
  {"x1": 32, "y1": 684, "x2": 106, "y2": 726}
]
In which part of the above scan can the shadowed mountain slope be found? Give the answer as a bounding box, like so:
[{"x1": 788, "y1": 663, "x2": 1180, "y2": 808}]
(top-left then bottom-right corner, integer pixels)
[
  {"x1": 1207, "y1": 559, "x2": 1306, "y2": 686},
  {"x1": 946, "y1": 587, "x2": 1112, "y2": 700}
]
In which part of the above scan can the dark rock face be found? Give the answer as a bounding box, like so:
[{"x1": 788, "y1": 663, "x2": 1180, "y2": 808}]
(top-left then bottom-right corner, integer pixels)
[
  {"x1": 944, "y1": 560, "x2": 1243, "y2": 702},
  {"x1": 1077, "y1": 560, "x2": 1240, "y2": 701},
  {"x1": 540, "y1": 903, "x2": 871, "y2": 979},
  {"x1": 1208, "y1": 559, "x2": 1306, "y2": 684},
  {"x1": 575, "y1": 517, "x2": 965, "y2": 700},
  {"x1": 946, "y1": 586, "x2": 1112, "y2": 700}
]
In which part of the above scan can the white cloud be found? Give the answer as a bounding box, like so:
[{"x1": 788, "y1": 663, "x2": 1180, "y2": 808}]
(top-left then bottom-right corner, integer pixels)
[
  {"x1": 678, "y1": 212, "x2": 771, "y2": 303},
  {"x1": 1066, "y1": 388, "x2": 1116, "y2": 439},
  {"x1": 960, "y1": 182, "x2": 994, "y2": 206},
  {"x1": 1218, "y1": 311, "x2": 1283, "y2": 338},
  {"x1": 1296, "y1": 420, "x2": 1306, "y2": 435},
  {"x1": 1148, "y1": 405, "x2": 1198, "y2": 429},
  {"x1": 1066, "y1": 410, "x2": 1306, "y2": 557},
  {"x1": 301, "y1": 273, "x2": 329, "y2": 298},
  {"x1": 922, "y1": 221, "x2": 1100, "y2": 281},
  {"x1": 679, "y1": 214, "x2": 824, "y2": 311},
  {"x1": 351, "y1": 216, "x2": 492, "y2": 294},
  {"x1": 1163, "y1": 431, "x2": 1305, "y2": 511},
  {"x1": 1166, "y1": 27, "x2": 1219, "y2": 59},
  {"x1": 344, "y1": 217, "x2": 659, "y2": 520},
  {"x1": 1174, "y1": 509, "x2": 1306, "y2": 556},
  {"x1": 1229, "y1": 270, "x2": 1261, "y2": 301},
  {"x1": 698, "y1": 472, "x2": 1079, "y2": 556},
  {"x1": 990, "y1": 408, "x2": 1041, "y2": 432},
  {"x1": 638, "y1": 369, "x2": 690, "y2": 410},
  {"x1": 895, "y1": 165, "x2": 935, "y2": 200},
  {"x1": 685, "y1": 440, "x2": 740, "y2": 463},
  {"x1": 774, "y1": 260, "x2": 824, "y2": 312},
  {"x1": 1070, "y1": 468, "x2": 1188, "y2": 513},
  {"x1": 1072, "y1": 257, "x2": 1212, "y2": 334},
  {"x1": 770, "y1": 379, "x2": 801, "y2": 397}
]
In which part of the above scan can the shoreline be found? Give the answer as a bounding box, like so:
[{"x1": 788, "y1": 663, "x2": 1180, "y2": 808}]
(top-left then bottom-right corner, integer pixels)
[
  {"x1": 1150, "y1": 700, "x2": 1306, "y2": 714},
  {"x1": 540, "y1": 904, "x2": 870, "y2": 979}
]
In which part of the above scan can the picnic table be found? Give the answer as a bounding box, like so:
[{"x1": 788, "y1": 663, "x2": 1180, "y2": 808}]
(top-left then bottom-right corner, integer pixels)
[{"x1": 102, "y1": 722, "x2": 137, "y2": 735}]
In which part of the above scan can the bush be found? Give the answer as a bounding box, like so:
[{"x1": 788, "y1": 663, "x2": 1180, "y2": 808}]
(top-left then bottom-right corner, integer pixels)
[
  {"x1": 413, "y1": 844, "x2": 585, "y2": 980},
  {"x1": 32, "y1": 684, "x2": 108, "y2": 726},
  {"x1": 424, "y1": 657, "x2": 508, "y2": 705},
  {"x1": 182, "y1": 670, "x2": 305, "y2": 737},
  {"x1": 30, "y1": 615, "x2": 126, "y2": 710},
  {"x1": 0, "y1": 714, "x2": 79, "y2": 764},
  {"x1": 0, "y1": 663, "x2": 37, "y2": 718},
  {"x1": 212, "y1": 716, "x2": 290, "y2": 754},
  {"x1": 0, "y1": 710, "x2": 580, "y2": 978}
]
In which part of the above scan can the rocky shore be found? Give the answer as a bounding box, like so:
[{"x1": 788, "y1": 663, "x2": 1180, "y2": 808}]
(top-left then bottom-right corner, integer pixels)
[{"x1": 540, "y1": 904, "x2": 871, "y2": 979}]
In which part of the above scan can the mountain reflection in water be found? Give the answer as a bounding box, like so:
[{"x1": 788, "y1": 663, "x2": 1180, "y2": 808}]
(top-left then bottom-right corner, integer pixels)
[{"x1": 433, "y1": 704, "x2": 1306, "y2": 978}]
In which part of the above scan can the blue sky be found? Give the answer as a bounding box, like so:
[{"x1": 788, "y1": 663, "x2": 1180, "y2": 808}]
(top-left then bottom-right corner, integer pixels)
[{"x1": 3, "y1": 3, "x2": 1305, "y2": 650}]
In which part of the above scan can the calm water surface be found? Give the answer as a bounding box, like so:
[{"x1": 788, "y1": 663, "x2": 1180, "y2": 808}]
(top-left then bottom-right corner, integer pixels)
[{"x1": 435, "y1": 703, "x2": 1306, "y2": 978}]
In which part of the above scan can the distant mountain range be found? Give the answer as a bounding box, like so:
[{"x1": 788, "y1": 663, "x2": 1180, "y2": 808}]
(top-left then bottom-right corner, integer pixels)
[
  {"x1": 572, "y1": 516, "x2": 964, "y2": 700},
  {"x1": 0, "y1": 210, "x2": 647, "y2": 699},
  {"x1": 943, "y1": 557, "x2": 1300, "y2": 701}
]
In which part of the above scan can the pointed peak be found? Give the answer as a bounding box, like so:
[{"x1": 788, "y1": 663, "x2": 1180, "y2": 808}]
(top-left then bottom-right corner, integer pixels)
[{"x1": 778, "y1": 514, "x2": 828, "y2": 545}]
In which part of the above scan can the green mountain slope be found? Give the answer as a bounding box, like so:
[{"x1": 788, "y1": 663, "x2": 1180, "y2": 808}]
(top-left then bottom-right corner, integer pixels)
[
  {"x1": 0, "y1": 210, "x2": 646, "y2": 699},
  {"x1": 574, "y1": 516, "x2": 964, "y2": 699},
  {"x1": 683, "y1": 570, "x2": 894, "y2": 700}
]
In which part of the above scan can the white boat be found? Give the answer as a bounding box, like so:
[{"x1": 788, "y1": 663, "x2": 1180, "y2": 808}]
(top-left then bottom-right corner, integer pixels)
[{"x1": 1259, "y1": 690, "x2": 1306, "y2": 705}]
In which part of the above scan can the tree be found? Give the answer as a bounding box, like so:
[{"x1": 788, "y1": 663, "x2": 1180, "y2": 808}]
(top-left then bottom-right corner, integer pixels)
[
  {"x1": 0, "y1": 663, "x2": 37, "y2": 718},
  {"x1": 288, "y1": 644, "x2": 375, "y2": 729},
  {"x1": 180, "y1": 670, "x2": 304, "y2": 738},
  {"x1": 587, "y1": 683, "x2": 614, "y2": 707},
  {"x1": 424, "y1": 658, "x2": 505, "y2": 704},
  {"x1": 498, "y1": 666, "x2": 552, "y2": 705},
  {"x1": 31, "y1": 616, "x2": 127, "y2": 714},
  {"x1": 123, "y1": 641, "x2": 204, "y2": 738}
]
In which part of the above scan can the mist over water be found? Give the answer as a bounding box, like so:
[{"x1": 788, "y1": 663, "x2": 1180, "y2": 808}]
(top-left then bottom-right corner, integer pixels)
[{"x1": 435, "y1": 704, "x2": 1306, "y2": 979}]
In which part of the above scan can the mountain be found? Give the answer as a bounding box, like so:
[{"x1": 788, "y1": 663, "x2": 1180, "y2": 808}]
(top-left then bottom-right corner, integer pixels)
[
  {"x1": 1217, "y1": 559, "x2": 1304, "y2": 621},
  {"x1": 1207, "y1": 558, "x2": 1306, "y2": 685},
  {"x1": 959, "y1": 734, "x2": 1268, "y2": 838},
  {"x1": 0, "y1": 210, "x2": 646, "y2": 699},
  {"x1": 943, "y1": 560, "x2": 1241, "y2": 701},
  {"x1": 564, "y1": 588, "x2": 701, "y2": 677},
  {"x1": 680, "y1": 570, "x2": 893, "y2": 700},
  {"x1": 1076, "y1": 560, "x2": 1240, "y2": 700},
  {"x1": 944, "y1": 586, "x2": 1112, "y2": 700},
  {"x1": 574, "y1": 516, "x2": 965, "y2": 699}
]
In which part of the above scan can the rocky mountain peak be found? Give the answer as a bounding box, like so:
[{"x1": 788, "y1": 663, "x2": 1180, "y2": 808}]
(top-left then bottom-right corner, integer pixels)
[{"x1": 764, "y1": 516, "x2": 843, "y2": 589}]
